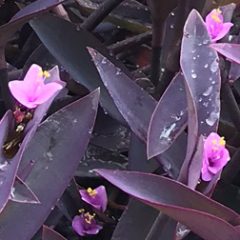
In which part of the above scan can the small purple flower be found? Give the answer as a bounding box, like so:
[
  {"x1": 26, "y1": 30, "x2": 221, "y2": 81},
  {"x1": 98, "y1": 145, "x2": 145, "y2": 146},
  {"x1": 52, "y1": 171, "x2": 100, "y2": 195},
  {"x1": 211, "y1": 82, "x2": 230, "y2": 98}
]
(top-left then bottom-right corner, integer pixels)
[
  {"x1": 205, "y1": 8, "x2": 233, "y2": 42},
  {"x1": 80, "y1": 186, "x2": 107, "y2": 212},
  {"x1": 8, "y1": 64, "x2": 64, "y2": 109},
  {"x1": 201, "y1": 132, "x2": 230, "y2": 181},
  {"x1": 72, "y1": 211, "x2": 102, "y2": 237}
]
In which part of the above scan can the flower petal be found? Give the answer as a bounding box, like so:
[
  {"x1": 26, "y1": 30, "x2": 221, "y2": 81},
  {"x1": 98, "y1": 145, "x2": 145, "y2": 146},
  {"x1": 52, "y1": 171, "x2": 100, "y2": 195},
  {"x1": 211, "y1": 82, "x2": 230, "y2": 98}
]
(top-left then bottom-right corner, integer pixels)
[
  {"x1": 85, "y1": 224, "x2": 103, "y2": 235},
  {"x1": 95, "y1": 185, "x2": 108, "y2": 212},
  {"x1": 8, "y1": 81, "x2": 37, "y2": 108},
  {"x1": 34, "y1": 82, "x2": 63, "y2": 105},
  {"x1": 201, "y1": 169, "x2": 214, "y2": 181},
  {"x1": 72, "y1": 215, "x2": 85, "y2": 236},
  {"x1": 24, "y1": 64, "x2": 43, "y2": 83},
  {"x1": 211, "y1": 22, "x2": 233, "y2": 42}
]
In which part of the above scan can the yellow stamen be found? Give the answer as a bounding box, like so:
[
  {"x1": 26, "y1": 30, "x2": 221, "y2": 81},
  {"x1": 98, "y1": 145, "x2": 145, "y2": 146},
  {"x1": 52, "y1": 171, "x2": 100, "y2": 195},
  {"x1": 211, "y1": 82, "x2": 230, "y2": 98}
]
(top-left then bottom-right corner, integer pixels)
[
  {"x1": 87, "y1": 187, "x2": 97, "y2": 197},
  {"x1": 43, "y1": 70, "x2": 50, "y2": 78},
  {"x1": 84, "y1": 212, "x2": 95, "y2": 224},
  {"x1": 219, "y1": 137, "x2": 226, "y2": 146},
  {"x1": 38, "y1": 69, "x2": 50, "y2": 78},
  {"x1": 78, "y1": 208, "x2": 85, "y2": 214},
  {"x1": 211, "y1": 9, "x2": 222, "y2": 23}
]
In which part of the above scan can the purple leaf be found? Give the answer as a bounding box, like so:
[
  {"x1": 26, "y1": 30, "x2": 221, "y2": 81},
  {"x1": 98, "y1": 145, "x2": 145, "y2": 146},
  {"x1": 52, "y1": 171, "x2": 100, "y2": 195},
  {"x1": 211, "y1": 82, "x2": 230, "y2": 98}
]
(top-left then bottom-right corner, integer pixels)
[
  {"x1": 187, "y1": 136, "x2": 204, "y2": 189},
  {"x1": 179, "y1": 10, "x2": 221, "y2": 184},
  {"x1": 42, "y1": 225, "x2": 67, "y2": 240},
  {"x1": 147, "y1": 73, "x2": 187, "y2": 158},
  {"x1": 88, "y1": 47, "x2": 156, "y2": 142},
  {"x1": 9, "y1": 177, "x2": 40, "y2": 204},
  {"x1": 111, "y1": 199, "x2": 158, "y2": 240},
  {"x1": 96, "y1": 169, "x2": 240, "y2": 240},
  {"x1": 0, "y1": 0, "x2": 64, "y2": 47},
  {"x1": 89, "y1": 47, "x2": 186, "y2": 178},
  {"x1": 229, "y1": 62, "x2": 240, "y2": 81},
  {"x1": 0, "y1": 110, "x2": 38, "y2": 213},
  {"x1": 211, "y1": 43, "x2": 240, "y2": 64},
  {"x1": 0, "y1": 90, "x2": 99, "y2": 240},
  {"x1": 30, "y1": 15, "x2": 125, "y2": 124},
  {"x1": 221, "y1": 3, "x2": 236, "y2": 22}
]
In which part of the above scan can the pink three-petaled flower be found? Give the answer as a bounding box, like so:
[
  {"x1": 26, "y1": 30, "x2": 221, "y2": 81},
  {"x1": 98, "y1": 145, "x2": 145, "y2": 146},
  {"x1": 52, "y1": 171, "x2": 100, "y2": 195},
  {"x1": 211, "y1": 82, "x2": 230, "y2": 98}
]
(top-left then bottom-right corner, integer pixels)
[{"x1": 8, "y1": 64, "x2": 64, "y2": 109}]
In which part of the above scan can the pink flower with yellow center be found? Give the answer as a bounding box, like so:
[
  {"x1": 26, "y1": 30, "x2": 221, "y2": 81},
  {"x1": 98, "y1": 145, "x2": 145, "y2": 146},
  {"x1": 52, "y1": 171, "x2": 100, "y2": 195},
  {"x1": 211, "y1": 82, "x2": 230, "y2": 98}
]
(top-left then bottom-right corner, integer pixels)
[
  {"x1": 205, "y1": 8, "x2": 233, "y2": 42},
  {"x1": 72, "y1": 210, "x2": 102, "y2": 236},
  {"x1": 8, "y1": 64, "x2": 64, "y2": 109},
  {"x1": 201, "y1": 132, "x2": 230, "y2": 181},
  {"x1": 80, "y1": 186, "x2": 108, "y2": 212}
]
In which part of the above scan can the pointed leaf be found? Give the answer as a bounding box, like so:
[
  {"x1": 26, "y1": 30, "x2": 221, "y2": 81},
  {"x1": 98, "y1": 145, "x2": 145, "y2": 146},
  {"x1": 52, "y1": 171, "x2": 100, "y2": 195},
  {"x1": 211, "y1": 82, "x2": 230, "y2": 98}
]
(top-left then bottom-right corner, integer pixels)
[
  {"x1": 0, "y1": 0, "x2": 64, "y2": 47},
  {"x1": 0, "y1": 90, "x2": 99, "y2": 240},
  {"x1": 42, "y1": 226, "x2": 67, "y2": 240},
  {"x1": 0, "y1": 110, "x2": 39, "y2": 213},
  {"x1": 147, "y1": 73, "x2": 187, "y2": 158},
  {"x1": 96, "y1": 169, "x2": 240, "y2": 240},
  {"x1": 111, "y1": 199, "x2": 158, "y2": 240},
  {"x1": 89, "y1": 48, "x2": 187, "y2": 177},
  {"x1": 30, "y1": 14, "x2": 124, "y2": 123},
  {"x1": 211, "y1": 43, "x2": 240, "y2": 64},
  {"x1": 179, "y1": 10, "x2": 221, "y2": 183},
  {"x1": 88, "y1": 47, "x2": 156, "y2": 142},
  {"x1": 9, "y1": 177, "x2": 40, "y2": 204}
]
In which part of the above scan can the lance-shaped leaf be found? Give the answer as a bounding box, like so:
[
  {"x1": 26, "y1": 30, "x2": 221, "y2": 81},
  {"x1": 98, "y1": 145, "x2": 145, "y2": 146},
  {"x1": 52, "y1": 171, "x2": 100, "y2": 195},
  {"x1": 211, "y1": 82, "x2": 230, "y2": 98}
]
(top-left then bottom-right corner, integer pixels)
[
  {"x1": 147, "y1": 73, "x2": 187, "y2": 158},
  {"x1": 96, "y1": 169, "x2": 240, "y2": 240},
  {"x1": 0, "y1": 0, "x2": 64, "y2": 47},
  {"x1": 211, "y1": 43, "x2": 240, "y2": 64},
  {"x1": 179, "y1": 10, "x2": 221, "y2": 184},
  {"x1": 9, "y1": 177, "x2": 40, "y2": 204},
  {"x1": 0, "y1": 109, "x2": 41, "y2": 214},
  {"x1": 111, "y1": 199, "x2": 158, "y2": 240},
  {"x1": 88, "y1": 47, "x2": 156, "y2": 142},
  {"x1": 0, "y1": 90, "x2": 99, "y2": 240},
  {"x1": 30, "y1": 14, "x2": 125, "y2": 124},
  {"x1": 42, "y1": 226, "x2": 67, "y2": 240},
  {"x1": 88, "y1": 47, "x2": 185, "y2": 178}
]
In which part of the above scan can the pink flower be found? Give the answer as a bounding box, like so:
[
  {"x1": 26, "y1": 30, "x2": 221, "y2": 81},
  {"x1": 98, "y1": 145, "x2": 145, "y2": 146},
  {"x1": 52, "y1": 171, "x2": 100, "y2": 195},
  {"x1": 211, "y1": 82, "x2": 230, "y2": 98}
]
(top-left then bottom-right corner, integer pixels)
[
  {"x1": 205, "y1": 8, "x2": 233, "y2": 42},
  {"x1": 201, "y1": 132, "x2": 230, "y2": 181},
  {"x1": 72, "y1": 211, "x2": 102, "y2": 236},
  {"x1": 8, "y1": 64, "x2": 64, "y2": 109},
  {"x1": 80, "y1": 186, "x2": 107, "y2": 212}
]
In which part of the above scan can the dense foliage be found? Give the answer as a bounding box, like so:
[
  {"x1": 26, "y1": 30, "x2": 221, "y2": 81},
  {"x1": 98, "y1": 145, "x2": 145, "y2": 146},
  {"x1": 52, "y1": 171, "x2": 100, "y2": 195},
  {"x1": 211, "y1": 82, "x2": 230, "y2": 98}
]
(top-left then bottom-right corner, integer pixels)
[{"x1": 1, "y1": 0, "x2": 240, "y2": 240}]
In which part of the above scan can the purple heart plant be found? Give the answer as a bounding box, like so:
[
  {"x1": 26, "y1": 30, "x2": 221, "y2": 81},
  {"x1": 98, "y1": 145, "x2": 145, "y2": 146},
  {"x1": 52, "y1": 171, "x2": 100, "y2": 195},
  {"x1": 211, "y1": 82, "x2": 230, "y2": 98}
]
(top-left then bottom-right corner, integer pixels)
[{"x1": 1, "y1": 1, "x2": 240, "y2": 240}]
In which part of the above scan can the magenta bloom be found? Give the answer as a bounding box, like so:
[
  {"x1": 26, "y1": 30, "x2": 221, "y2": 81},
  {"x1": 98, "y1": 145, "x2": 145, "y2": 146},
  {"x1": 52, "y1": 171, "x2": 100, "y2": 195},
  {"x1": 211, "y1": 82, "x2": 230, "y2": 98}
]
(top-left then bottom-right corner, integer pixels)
[
  {"x1": 80, "y1": 186, "x2": 107, "y2": 212},
  {"x1": 201, "y1": 132, "x2": 230, "y2": 181},
  {"x1": 8, "y1": 64, "x2": 64, "y2": 109},
  {"x1": 72, "y1": 212, "x2": 102, "y2": 236},
  {"x1": 205, "y1": 8, "x2": 233, "y2": 42}
]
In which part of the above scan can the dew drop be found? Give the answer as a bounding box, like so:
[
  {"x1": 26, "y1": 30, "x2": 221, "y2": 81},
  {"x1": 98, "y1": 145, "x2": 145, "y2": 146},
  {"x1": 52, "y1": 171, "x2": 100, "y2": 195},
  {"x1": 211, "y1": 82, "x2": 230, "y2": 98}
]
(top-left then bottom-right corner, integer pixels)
[
  {"x1": 101, "y1": 58, "x2": 107, "y2": 64},
  {"x1": 116, "y1": 68, "x2": 121, "y2": 75},
  {"x1": 159, "y1": 123, "x2": 176, "y2": 142},
  {"x1": 191, "y1": 73, "x2": 197, "y2": 79},
  {"x1": 204, "y1": 64, "x2": 208, "y2": 68},
  {"x1": 163, "y1": 162, "x2": 172, "y2": 172},
  {"x1": 203, "y1": 39, "x2": 209, "y2": 45},
  {"x1": 205, "y1": 111, "x2": 219, "y2": 126},
  {"x1": 0, "y1": 161, "x2": 8, "y2": 171},
  {"x1": 203, "y1": 86, "x2": 213, "y2": 96},
  {"x1": 210, "y1": 60, "x2": 218, "y2": 73},
  {"x1": 176, "y1": 224, "x2": 190, "y2": 238},
  {"x1": 184, "y1": 32, "x2": 190, "y2": 38},
  {"x1": 203, "y1": 102, "x2": 209, "y2": 107}
]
